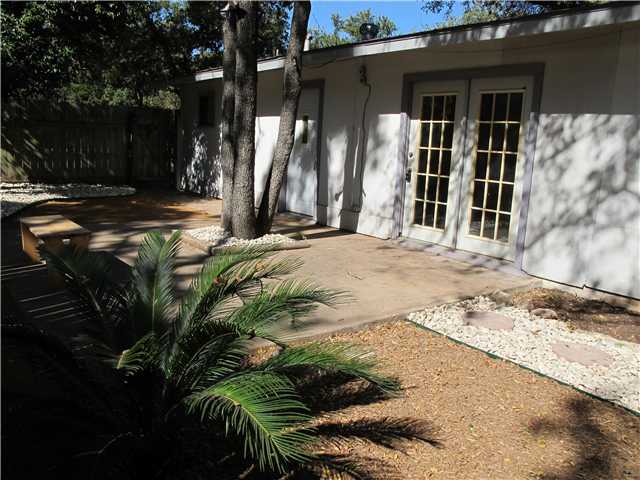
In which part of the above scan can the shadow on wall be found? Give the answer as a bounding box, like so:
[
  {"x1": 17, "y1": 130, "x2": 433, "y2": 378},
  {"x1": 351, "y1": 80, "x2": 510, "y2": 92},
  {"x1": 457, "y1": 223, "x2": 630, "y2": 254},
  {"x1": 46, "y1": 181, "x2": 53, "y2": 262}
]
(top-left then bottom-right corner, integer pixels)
[
  {"x1": 179, "y1": 128, "x2": 221, "y2": 198},
  {"x1": 523, "y1": 112, "x2": 640, "y2": 298},
  {"x1": 315, "y1": 63, "x2": 396, "y2": 238}
]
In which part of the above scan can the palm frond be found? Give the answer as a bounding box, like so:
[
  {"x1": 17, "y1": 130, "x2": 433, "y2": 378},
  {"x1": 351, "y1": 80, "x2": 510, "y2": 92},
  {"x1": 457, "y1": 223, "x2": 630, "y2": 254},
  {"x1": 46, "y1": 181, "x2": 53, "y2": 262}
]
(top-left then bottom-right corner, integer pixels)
[
  {"x1": 168, "y1": 330, "x2": 247, "y2": 394},
  {"x1": 130, "y1": 230, "x2": 181, "y2": 338},
  {"x1": 176, "y1": 250, "x2": 304, "y2": 335},
  {"x1": 220, "y1": 280, "x2": 344, "y2": 346},
  {"x1": 260, "y1": 342, "x2": 401, "y2": 393},
  {"x1": 41, "y1": 246, "x2": 125, "y2": 349},
  {"x1": 184, "y1": 371, "x2": 313, "y2": 473},
  {"x1": 115, "y1": 332, "x2": 162, "y2": 375}
]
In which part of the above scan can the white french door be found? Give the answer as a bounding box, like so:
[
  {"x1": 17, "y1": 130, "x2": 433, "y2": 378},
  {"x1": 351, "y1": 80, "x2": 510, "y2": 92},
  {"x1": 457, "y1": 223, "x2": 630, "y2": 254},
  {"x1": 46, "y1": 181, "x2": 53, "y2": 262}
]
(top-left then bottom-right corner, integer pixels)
[
  {"x1": 402, "y1": 80, "x2": 467, "y2": 247},
  {"x1": 403, "y1": 76, "x2": 533, "y2": 261},
  {"x1": 456, "y1": 76, "x2": 533, "y2": 260}
]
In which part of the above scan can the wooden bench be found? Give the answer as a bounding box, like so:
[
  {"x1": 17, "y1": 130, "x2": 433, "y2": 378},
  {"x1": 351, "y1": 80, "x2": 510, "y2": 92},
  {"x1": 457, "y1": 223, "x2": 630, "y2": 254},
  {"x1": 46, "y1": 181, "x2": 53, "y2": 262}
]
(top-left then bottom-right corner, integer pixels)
[{"x1": 19, "y1": 215, "x2": 91, "y2": 263}]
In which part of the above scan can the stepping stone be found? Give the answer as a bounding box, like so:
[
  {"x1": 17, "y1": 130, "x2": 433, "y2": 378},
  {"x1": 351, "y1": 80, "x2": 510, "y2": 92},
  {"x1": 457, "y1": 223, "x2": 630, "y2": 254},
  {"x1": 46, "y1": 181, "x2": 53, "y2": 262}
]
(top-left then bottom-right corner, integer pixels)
[
  {"x1": 531, "y1": 308, "x2": 558, "y2": 319},
  {"x1": 551, "y1": 342, "x2": 614, "y2": 367},
  {"x1": 462, "y1": 311, "x2": 514, "y2": 331}
]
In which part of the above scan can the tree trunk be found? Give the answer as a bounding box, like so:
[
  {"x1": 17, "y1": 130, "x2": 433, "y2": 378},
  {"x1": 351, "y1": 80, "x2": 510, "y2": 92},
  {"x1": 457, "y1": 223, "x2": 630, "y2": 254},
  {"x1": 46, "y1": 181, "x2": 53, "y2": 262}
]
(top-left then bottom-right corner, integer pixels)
[
  {"x1": 255, "y1": 1, "x2": 311, "y2": 235},
  {"x1": 230, "y1": 1, "x2": 258, "y2": 239},
  {"x1": 220, "y1": 4, "x2": 237, "y2": 232}
]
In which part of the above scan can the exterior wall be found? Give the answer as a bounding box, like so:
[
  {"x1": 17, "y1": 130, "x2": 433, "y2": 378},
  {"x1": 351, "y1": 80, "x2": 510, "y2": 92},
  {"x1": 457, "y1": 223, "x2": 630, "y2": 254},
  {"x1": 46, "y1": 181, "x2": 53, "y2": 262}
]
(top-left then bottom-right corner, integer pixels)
[
  {"x1": 176, "y1": 80, "x2": 222, "y2": 197},
  {"x1": 521, "y1": 25, "x2": 640, "y2": 298},
  {"x1": 177, "y1": 21, "x2": 640, "y2": 298}
]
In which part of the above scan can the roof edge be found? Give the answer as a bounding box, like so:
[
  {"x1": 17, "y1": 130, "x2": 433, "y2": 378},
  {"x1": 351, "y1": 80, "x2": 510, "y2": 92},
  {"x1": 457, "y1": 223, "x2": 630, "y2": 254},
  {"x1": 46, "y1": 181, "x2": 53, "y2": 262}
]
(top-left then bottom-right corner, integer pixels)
[{"x1": 176, "y1": 2, "x2": 640, "y2": 85}]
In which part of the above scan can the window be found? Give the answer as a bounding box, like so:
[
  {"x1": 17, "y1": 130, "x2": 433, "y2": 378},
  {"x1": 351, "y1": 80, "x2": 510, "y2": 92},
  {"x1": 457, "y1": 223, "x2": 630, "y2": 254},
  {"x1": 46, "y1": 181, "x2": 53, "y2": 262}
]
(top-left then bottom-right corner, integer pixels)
[
  {"x1": 468, "y1": 91, "x2": 524, "y2": 242},
  {"x1": 412, "y1": 94, "x2": 456, "y2": 230},
  {"x1": 199, "y1": 96, "x2": 214, "y2": 126}
]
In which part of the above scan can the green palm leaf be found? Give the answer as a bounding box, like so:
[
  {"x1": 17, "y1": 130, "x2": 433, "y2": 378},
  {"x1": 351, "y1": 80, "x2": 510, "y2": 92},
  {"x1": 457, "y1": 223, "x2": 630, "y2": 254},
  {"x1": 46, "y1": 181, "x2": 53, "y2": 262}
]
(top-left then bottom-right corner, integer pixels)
[
  {"x1": 41, "y1": 246, "x2": 124, "y2": 349},
  {"x1": 184, "y1": 371, "x2": 313, "y2": 473},
  {"x1": 223, "y1": 280, "x2": 344, "y2": 342},
  {"x1": 169, "y1": 330, "x2": 247, "y2": 393},
  {"x1": 176, "y1": 250, "x2": 303, "y2": 334},
  {"x1": 116, "y1": 332, "x2": 162, "y2": 375},
  {"x1": 261, "y1": 341, "x2": 401, "y2": 392},
  {"x1": 130, "y1": 230, "x2": 181, "y2": 338}
]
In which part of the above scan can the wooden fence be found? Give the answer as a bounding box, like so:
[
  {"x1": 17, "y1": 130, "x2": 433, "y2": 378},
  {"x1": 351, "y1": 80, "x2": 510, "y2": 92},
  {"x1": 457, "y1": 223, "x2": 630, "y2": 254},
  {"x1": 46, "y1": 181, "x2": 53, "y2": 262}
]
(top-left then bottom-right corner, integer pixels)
[{"x1": 1, "y1": 101, "x2": 175, "y2": 184}]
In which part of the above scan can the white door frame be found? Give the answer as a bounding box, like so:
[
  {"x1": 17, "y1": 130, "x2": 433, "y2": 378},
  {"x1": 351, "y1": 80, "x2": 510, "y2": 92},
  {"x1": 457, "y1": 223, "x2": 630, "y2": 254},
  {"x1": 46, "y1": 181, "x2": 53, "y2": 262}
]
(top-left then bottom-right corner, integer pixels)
[
  {"x1": 280, "y1": 81, "x2": 324, "y2": 219},
  {"x1": 394, "y1": 64, "x2": 544, "y2": 267},
  {"x1": 456, "y1": 76, "x2": 534, "y2": 261},
  {"x1": 402, "y1": 80, "x2": 467, "y2": 247}
]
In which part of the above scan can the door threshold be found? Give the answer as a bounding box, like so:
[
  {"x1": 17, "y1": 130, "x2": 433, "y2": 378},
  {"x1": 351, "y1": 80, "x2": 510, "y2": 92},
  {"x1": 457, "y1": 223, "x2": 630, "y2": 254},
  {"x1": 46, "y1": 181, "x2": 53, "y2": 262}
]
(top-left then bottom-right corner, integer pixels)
[{"x1": 394, "y1": 237, "x2": 525, "y2": 277}]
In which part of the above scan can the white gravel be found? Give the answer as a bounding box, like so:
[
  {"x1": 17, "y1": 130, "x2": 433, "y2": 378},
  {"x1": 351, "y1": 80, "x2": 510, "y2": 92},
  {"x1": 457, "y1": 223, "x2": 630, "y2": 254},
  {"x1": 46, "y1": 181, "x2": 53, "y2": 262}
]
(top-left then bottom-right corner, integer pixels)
[
  {"x1": 1, "y1": 182, "x2": 136, "y2": 218},
  {"x1": 185, "y1": 225, "x2": 295, "y2": 248},
  {"x1": 409, "y1": 296, "x2": 640, "y2": 413}
]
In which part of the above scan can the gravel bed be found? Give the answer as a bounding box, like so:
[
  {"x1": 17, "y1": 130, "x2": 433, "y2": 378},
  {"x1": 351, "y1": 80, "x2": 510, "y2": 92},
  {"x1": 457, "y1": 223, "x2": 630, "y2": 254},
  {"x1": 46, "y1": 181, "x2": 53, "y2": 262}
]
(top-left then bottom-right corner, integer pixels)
[
  {"x1": 185, "y1": 225, "x2": 295, "y2": 248},
  {"x1": 408, "y1": 296, "x2": 640, "y2": 413},
  {"x1": 1, "y1": 182, "x2": 136, "y2": 218}
]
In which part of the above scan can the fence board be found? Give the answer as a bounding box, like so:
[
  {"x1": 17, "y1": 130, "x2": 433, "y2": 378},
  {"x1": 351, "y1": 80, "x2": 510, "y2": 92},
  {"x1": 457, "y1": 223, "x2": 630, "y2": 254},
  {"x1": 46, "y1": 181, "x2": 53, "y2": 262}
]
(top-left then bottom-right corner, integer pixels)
[{"x1": 1, "y1": 101, "x2": 175, "y2": 183}]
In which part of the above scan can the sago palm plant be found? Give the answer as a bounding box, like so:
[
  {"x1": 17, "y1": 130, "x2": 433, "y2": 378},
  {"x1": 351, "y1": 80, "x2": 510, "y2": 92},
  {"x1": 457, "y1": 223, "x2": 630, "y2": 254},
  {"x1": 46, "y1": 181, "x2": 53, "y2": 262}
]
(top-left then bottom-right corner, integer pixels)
[{"x1": 3, "y1": 231, "x2": 402, "y2": 479}]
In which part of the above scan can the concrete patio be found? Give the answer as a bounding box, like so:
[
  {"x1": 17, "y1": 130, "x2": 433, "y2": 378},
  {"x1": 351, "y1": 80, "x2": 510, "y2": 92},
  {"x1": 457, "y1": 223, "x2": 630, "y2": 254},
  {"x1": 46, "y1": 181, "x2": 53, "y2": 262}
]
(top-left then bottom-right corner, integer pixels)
[{"x1": 1, "y1": 188, "x2": 536, "y2": 340}]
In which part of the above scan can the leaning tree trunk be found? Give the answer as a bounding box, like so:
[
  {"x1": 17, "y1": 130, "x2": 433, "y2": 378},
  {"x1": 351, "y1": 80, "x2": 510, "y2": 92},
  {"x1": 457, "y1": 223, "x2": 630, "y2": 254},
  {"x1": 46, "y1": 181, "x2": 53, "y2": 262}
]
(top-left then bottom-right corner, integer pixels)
[
  {"x1": 220, "y1": 4, "x2": 238, "y2": 232},
  {"x1": 230, "y1": 1, "x2": 258, "y2": 239},
  {"x1": 255, "y1": 1, "x2": 311, "y2": 235}
]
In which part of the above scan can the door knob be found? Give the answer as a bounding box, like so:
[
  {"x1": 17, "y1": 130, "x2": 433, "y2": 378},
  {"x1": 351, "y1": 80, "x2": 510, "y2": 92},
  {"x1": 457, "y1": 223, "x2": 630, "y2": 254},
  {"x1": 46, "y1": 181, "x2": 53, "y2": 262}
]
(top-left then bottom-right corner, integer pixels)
[{"x1": 405, "y1": 168, "x2": 412, "y2": 182}]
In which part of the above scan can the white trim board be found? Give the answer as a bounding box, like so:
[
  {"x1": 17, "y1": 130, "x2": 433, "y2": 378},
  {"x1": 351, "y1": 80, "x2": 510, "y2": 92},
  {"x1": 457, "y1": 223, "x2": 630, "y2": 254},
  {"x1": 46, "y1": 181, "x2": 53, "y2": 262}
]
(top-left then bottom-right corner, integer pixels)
[{"x1": 182, "y1": 4, "x2": 640, "y2": 84}]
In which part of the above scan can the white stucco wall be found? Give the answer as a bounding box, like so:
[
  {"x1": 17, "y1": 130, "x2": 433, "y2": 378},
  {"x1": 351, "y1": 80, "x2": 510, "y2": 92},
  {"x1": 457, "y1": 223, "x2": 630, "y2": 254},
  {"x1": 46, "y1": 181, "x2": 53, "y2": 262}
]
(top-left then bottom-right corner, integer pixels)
[
  {"x1": 177, "y1": 19, "x2": 640, "y2": 298},
  {"x1": 176, "y1": 80, "x2": 222, "y2": 197}
]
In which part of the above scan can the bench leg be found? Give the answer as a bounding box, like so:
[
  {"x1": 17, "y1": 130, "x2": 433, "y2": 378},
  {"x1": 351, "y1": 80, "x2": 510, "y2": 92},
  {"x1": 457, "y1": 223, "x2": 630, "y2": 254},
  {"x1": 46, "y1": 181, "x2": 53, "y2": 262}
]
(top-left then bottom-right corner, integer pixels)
[{"x1": 20, "y1": 223, "x2": 42, "y2": 262}]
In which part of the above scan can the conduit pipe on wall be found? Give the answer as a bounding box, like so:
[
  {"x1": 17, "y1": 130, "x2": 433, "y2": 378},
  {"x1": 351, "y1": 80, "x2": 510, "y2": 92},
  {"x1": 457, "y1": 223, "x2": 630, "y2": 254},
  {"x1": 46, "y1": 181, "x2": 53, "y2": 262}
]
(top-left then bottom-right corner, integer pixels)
[{"x1": 352, "y1": 63, "x2": 372, "y2": 213}]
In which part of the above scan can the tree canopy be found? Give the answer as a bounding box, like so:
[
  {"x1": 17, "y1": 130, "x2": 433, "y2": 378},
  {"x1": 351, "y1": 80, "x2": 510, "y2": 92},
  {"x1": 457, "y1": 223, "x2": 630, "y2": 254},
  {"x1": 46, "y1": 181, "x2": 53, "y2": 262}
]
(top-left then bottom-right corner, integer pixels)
[
  {"x1": 0, "y1": 1, "x2": 291, "y2": 106},
  {"x1": 309, "y1": 9, "x2": 397, "y2": 49},
  {"x1": 424, "y1": 1, "x2": 598, "y2": 28}
]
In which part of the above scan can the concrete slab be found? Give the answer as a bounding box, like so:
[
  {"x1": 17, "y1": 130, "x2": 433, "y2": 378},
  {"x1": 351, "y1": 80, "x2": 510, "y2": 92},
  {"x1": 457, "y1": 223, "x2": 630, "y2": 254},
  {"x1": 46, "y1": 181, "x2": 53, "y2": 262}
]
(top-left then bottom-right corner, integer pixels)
[
  {"x1": 462, "y1": 311, "x2": 515, "y2": 330},
  {"x1": 1, "y1": 189, "x2": 537, "y2": 340},
  {"x1": 551, "y1": 341, "x2": 615, "y2": 367}
]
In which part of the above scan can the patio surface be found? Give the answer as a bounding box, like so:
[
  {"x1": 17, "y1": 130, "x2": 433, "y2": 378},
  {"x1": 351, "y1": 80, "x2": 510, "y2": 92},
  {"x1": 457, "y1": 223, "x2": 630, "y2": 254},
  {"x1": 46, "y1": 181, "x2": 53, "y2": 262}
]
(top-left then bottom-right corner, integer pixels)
[{"x1": 1, "y1": 188, "x2": 536, "y2": 340}]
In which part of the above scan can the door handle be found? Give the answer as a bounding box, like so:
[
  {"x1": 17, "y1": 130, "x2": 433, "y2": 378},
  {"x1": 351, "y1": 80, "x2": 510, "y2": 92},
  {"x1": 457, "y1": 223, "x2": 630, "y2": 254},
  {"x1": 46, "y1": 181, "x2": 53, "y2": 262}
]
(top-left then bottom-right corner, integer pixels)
[{"x1": 406, "y1": 152, "x2": 414, "y2": 182}]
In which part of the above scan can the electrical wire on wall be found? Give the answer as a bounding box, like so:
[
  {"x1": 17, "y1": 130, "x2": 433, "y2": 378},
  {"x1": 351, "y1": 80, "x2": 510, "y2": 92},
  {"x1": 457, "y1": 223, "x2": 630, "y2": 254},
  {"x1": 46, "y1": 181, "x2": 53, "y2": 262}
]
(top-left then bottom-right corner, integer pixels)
[{"x1": 352, "y1": 64, "x2": 372, "y2": 213}]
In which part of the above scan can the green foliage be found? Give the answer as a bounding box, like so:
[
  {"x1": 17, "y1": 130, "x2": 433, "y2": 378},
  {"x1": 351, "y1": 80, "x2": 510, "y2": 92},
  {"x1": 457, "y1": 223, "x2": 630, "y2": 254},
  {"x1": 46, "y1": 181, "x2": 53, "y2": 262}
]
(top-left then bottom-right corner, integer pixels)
[
  {"x1": 310, "y1": 9, "x2": 398, "y2": 49},
  {"x1": 4, "y1": 232, "x2": 405, "y2": 478},
  {"x1": 1, "y1": 1, "x2": 291, "y2": 106},
  {"x1": 423, "y1": 0, "x2": 600, "y2": 28}
]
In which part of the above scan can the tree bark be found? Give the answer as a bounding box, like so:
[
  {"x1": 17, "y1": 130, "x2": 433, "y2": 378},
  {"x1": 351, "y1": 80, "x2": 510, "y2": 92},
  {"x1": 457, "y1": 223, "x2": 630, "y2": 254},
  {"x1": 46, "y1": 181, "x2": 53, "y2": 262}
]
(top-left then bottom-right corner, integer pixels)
[
  {"x1": 255, "y1": 1, "x2": 311, "y2": 235},
  {"x1": 220, "y1": 3, "x2": 237, "y2": 232},
  {"x1": 230, "y1": 1, "x2": 258, "y2": 239}
]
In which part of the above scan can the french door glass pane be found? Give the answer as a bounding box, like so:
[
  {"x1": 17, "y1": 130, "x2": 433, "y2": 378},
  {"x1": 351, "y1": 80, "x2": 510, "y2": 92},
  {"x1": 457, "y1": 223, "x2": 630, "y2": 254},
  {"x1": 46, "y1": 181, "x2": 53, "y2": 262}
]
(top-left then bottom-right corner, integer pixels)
[
  {"x1": 468, "y1": 90, "x2": 524, "y2": 242},
  {"x1": 413, "y1": 93, "x2": 457, "y2": 230}
]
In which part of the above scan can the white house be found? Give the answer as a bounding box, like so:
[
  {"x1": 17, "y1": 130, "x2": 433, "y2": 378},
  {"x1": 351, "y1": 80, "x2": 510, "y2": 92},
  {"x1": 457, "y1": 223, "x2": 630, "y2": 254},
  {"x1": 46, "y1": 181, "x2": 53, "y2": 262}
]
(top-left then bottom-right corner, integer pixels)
[{"x1": 175, "y1": 3, "x2": 640, "y2": 300}]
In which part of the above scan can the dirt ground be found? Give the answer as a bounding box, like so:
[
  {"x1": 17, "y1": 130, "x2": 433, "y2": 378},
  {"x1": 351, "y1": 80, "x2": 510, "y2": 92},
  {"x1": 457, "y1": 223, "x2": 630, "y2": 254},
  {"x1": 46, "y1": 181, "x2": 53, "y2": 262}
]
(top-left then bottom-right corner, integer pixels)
[
  {"x1": 309, "y1": 321, "x2": 640, "y2": 480},
  {"x1": 509, "y1": 288, "x2": 640, "y2": 344}
]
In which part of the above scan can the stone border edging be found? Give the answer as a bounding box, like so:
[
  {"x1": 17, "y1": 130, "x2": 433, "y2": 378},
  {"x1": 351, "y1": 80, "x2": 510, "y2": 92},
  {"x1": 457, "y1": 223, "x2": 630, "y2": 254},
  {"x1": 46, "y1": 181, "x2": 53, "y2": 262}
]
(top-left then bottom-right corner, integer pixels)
[
  {"x1": 408, "y1": 320, "x2": 639, "y2": 417},
  {"x1": 179, "y1": 231, "x2": 310, "y2": 255}
]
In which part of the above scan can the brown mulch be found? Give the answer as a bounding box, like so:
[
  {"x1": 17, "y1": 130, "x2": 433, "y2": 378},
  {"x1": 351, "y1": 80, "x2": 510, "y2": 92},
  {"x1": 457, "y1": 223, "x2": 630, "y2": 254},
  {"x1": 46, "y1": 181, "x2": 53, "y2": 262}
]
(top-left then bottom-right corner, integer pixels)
[
  {"x1": 306, "y1": 321, "x2": 640, "y2": 480},
  {"x1": 509, "y1": 288, "x2": 640, "y2": 344}
]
